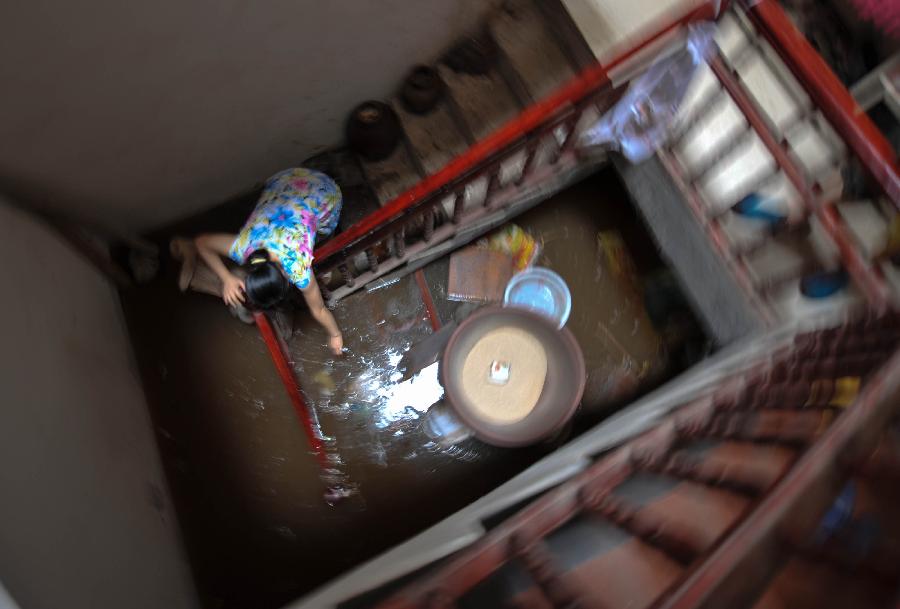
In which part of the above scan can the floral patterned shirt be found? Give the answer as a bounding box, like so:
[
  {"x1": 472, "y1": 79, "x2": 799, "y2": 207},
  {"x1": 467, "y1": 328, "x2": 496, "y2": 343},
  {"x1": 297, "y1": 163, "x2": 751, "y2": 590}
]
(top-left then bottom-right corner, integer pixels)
[{"x1": 230, "y1": 168, "x2": 342, "y2": 289}]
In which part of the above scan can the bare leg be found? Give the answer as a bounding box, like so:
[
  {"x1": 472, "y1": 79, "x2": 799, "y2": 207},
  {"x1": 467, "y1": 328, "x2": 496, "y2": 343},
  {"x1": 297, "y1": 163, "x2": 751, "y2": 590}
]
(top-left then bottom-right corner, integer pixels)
[
  {"x1": 170, "y1": 237, "x2": 254, "y2": 324},
  {"x1": 170, "y1": 237, "x2": 198, "y2": 293}
]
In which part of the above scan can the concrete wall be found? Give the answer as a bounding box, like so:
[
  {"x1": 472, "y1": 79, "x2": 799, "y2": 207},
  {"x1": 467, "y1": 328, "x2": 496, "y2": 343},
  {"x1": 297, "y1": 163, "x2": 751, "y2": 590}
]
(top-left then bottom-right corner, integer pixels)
[
  {"x1": 0, "y1": 0, "x2": 500, "y2": 233},
  {"x1": 561, "y1": 0, "x2": 699, "y2": 61},
  {"x1": 0, "y1": 200, "x2": 198, "y2": 609}
]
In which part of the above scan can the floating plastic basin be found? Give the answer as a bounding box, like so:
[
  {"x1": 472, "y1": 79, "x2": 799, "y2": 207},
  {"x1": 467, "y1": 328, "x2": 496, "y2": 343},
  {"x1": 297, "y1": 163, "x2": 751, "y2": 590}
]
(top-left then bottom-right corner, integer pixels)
[{"x1": 503, "y1": 267, "x2": 571, "y2": 328}]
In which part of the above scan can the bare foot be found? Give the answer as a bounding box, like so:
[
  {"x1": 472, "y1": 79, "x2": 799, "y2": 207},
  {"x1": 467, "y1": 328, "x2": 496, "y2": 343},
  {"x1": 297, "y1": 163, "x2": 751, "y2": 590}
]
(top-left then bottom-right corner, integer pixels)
[{"x1": 169, "y1": 237, "x2": 197, "y2": 292}]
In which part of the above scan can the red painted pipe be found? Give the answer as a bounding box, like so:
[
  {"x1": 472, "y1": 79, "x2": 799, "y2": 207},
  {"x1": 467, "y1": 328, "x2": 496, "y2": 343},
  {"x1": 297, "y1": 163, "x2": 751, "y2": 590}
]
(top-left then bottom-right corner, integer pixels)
[
  {"x1": 253, "y1": 311, "x2": 330, "y2": 472},
  {"x1": 313, "y1": 1, "x2": 723, "y2": 266},
  {"x1": 414, "y1": 269, "x2": 441, "y2": 332}
]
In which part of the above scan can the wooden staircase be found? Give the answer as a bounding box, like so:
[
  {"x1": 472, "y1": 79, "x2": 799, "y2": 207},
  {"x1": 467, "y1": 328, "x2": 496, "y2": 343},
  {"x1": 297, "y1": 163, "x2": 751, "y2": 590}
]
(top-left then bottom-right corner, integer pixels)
[
  {"x1": 306, "y1": 0, "x2": 900, "y2": 351},
  {"x1": 303, "y1": 0, "x2": 688, "y2": 304},
  {"x1": 290, "y1": 306, "x2": 900, "y2": 608},
  {"x1": 222, "y1": 3, "x2": 900, "y2": 607},
  {"x1": 618, "y1": 2, "x2": 900, "y2": 343},
  {"x1": 358, "y1": 310, "x2": 900, "y2": 609}
]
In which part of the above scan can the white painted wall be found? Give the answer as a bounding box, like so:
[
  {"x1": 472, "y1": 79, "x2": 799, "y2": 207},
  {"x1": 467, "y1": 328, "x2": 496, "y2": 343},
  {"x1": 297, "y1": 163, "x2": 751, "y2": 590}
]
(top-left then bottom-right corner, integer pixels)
[
  {"x1": 561, "y1": 0, "x2": 701, "y2": 62},
  {"x1": 0, "y1": 200, "x2": 198, "y2": 609},
  {"x1": 0, "y1": 0, "x2": 499, "y2": 233}
]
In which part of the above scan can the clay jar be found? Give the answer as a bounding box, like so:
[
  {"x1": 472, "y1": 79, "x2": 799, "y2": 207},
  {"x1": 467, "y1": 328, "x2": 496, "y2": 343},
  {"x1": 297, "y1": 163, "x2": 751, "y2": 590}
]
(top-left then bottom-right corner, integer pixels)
[{"x1": 346, "y1": 101, "x2": 401, "y2": 161}]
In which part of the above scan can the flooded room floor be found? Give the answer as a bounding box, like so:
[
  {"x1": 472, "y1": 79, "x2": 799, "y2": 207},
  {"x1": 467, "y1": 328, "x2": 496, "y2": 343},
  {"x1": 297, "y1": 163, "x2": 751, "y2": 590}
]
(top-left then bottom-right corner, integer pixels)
[{"x1": 121, "y1": 167, "x2": 699, "y2": 609}]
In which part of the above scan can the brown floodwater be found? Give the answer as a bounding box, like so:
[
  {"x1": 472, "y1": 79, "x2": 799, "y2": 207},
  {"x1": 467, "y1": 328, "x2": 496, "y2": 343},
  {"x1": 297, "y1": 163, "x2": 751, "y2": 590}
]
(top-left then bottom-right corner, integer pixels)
[{"x1": 120, "y1": 168, "x2": 688, "y2": 609}]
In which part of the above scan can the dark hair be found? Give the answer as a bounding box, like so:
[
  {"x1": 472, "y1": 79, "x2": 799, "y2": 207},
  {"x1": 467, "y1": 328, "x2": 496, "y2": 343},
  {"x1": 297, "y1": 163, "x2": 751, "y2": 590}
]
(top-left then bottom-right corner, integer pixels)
[{"x1": 243, "y1": 249, "x2": 290, "y2": 309}]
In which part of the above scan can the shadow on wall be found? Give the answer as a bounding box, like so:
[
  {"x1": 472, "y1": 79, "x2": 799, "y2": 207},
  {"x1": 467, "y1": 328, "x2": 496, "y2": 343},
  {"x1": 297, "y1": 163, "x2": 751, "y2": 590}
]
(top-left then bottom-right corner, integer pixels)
[
  {"x1": 0, "y1": 199, "x2": 199, "y2": 609},
  {"x1": 0, "y1": 0, "x2": 503, "y2": 233}
]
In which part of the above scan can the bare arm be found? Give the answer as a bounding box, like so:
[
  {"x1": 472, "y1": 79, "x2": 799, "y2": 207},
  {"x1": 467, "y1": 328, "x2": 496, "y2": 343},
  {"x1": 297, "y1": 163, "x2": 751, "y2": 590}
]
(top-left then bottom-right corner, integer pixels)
[
  {"x1": 194, "y1": 233, "x2": 245, "y2": 306},
  {"x1": 301, "y1": 275, "x2": 343, "y2": 355}
]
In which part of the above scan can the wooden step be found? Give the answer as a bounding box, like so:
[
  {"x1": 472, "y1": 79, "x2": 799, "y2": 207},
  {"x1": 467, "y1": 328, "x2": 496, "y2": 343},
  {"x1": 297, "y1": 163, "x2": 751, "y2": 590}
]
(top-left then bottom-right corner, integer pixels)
[
  {"x1": 636, "y1": 440, "x2": 797, "y2": 495},
  {"x1": 689, "y1": 441, "x2": 797, "y2": 491},
  {"x1": 835, "y1": 200, "x2": 891, "y2": 260},
  {"x1": 464, "y1": 516, "x2": 684, "y2": 609},
  {"x1": 679, "y1": 409, "x2": 833, "y2": 447},
  {"x1": 438, "y1": 61, "x2": 521, "y2": 141},
  {"x1": 391, "y1": 98, "x2": 470, "y2": 177},
  {"x1": 743, "y1": 235, "x2": 819, "y2": 288},
  {"x1": 357, "y1": 139, "x2": 424, "y2": 206},
  {"x1": 582, "y1": 473, "x2": 751, "y2": 563},
  {"x1": 613, "y1": 476, "x2": 751, "y2": 555},
  {"x1": 490, "y1": 0, "x2": 576, "y2": 102},
  {"x1": 510, "y1": 538, "x2": 683, "y2": 609}
]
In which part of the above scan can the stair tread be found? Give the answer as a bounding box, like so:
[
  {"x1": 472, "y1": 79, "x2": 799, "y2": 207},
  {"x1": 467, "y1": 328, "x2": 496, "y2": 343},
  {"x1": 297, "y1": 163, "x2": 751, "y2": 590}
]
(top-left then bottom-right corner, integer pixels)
[
  {"x1": 438, "y1": 63, "x2": 520, "y2": 141},
  {"x1": 698, "y1": 441, "x2": 796, "y2": 489},
  {"x1": 391, "y1": 98, "x2": 469, "y2": 176},
  {"x1": 836, "y1": 200, "x2": 890, "y2": 260},
  {"x1": 490, "y1": 0, "x2": 576, "y2": 101},
  {"x1": 508, "y1": 538, "x2": 682, "y2": 609},
  {"x1": 357, "y1": 143, "x2": 423, "y2": 206},
  {"x1": 613, "y1": 474, "x2": 750, "y2": 550},
  {"x1": 744, "y1": 236, "x2": 818, "y2": 284}
]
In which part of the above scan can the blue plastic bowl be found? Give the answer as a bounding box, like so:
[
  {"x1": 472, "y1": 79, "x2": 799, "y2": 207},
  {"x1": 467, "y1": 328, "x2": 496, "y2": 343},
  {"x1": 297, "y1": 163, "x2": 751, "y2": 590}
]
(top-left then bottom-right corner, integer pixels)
[{"x1": 503, "y1": 267, "x2": 572, "y2": 328}]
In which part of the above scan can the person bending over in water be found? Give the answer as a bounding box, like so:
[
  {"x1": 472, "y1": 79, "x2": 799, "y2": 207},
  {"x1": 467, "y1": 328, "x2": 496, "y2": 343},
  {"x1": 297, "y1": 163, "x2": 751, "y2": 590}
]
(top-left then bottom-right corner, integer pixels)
[{"x1": 194, "y1": 167, "x2": 344, "y2": 355}]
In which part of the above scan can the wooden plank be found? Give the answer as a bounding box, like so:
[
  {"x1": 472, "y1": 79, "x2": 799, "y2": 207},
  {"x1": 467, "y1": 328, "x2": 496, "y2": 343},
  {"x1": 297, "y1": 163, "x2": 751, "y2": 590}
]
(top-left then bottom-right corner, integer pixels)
[
  {"x1": 392, "y1": 99, "x2": 470, "y2": 176},
  {"x1": 438, "y1": 63, "x2": 521, "y2": 141},
  {"x1": 358, "y1": 142, "x2": 424, "y2": 206}
]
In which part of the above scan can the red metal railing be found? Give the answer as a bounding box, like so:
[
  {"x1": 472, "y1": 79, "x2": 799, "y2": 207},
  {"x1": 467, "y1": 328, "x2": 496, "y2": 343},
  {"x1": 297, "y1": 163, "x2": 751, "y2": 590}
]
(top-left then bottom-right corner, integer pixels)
[
  {"x1": 745, "y1": 0, "x2": 900, "y2": 205},
  {"x1": 312, "y1": 1, "x2": 725, "y2": 279},
  {"x1": 254, "y1": 312, "x2": 329, "y2": 471},
  {"x1": 662, "y1": 50, "x2": 891, "y2": 312},
  {"x1": 658, "y1": 0, "x2": 900, "y2": 320},
  {"x1": 313, "y1": 0, "x2": 898, "y2": 319}
]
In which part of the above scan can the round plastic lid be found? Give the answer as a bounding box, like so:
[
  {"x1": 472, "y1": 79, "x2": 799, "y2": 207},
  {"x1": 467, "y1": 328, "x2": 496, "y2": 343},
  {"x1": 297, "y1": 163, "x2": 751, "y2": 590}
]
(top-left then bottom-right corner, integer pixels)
[{"x1": 503, "y1": 267, "x2": 571, "y2": 328}]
